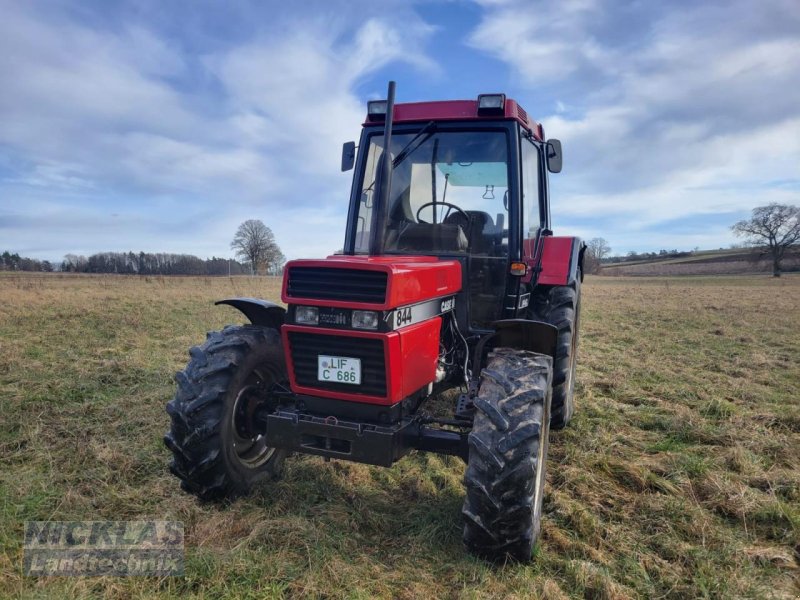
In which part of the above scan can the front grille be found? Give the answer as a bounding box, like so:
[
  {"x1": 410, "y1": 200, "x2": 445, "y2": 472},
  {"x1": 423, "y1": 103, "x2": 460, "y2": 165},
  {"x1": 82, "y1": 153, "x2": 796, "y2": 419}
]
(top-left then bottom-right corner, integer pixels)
[
  {"x1": 287, "y1": 267, "x2": 387, "y2": 303},
  {"x1": 288, "y1": 332, "x2": 387, "y2": 397}
]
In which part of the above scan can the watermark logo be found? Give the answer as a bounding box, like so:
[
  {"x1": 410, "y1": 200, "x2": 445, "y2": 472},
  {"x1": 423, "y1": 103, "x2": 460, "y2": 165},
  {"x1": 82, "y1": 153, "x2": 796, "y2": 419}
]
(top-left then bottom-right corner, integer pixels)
[{"x1": 23, "y1": 521, "x2": 184, "y2": 577}]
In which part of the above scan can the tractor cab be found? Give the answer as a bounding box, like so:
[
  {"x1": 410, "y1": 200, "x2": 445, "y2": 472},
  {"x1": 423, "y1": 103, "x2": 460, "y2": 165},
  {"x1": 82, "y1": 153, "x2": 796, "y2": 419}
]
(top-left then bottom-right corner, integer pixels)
[{"x1": 342, "y1": 94, "x2": 562, "y2": 331}]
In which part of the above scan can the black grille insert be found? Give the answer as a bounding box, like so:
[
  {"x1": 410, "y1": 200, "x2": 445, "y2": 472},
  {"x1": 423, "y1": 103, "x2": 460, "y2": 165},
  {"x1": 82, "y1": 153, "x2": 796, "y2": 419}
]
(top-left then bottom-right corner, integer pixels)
[
  {"x1": 288, "y1": 332, "x2": 387, "y2": 397},
  {"x1": 287, "y1": 267, "x2": 387, "y2": 303}
]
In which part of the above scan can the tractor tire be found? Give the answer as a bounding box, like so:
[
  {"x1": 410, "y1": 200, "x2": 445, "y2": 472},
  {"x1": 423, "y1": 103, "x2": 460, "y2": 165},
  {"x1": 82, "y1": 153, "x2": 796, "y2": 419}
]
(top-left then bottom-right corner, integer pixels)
[
  {"x1": 462, "y1": 348, "x2": 553, "y2": 562},
  {"x1": 530, "y1": 278, "x2": 581, "y2": 430},
  {"x1": 164, "y1": 325, "x2": 288, "y2": 501}
]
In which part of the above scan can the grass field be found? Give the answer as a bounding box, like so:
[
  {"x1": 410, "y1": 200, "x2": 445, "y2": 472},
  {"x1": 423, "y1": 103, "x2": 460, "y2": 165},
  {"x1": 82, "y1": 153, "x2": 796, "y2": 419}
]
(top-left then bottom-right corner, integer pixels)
[{"x1": 1, "y1": 273, "x2": 798, "y2": 599}]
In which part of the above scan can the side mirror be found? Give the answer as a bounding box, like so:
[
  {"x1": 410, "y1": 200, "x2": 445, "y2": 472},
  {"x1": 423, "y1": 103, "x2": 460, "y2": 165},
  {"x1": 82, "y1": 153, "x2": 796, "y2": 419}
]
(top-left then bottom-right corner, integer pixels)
[
  {"x1": 341, "y1": 141, "x2": 356, "y2": 172},
  {"x1": 546, "y1": 139, "x2": 562, "y2": 173}
]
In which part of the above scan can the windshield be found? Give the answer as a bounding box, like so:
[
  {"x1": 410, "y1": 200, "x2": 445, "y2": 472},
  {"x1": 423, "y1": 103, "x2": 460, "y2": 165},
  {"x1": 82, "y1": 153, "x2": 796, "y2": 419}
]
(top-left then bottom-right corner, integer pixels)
[{"x1": 354, "y1": 130, "x2": 510, "y2": 256}]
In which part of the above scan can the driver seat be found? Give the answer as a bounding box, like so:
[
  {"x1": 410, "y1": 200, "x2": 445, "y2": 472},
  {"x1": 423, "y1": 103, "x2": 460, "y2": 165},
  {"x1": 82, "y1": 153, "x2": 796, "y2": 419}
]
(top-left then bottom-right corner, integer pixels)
[
  {"x1": 391, "y1": 222, "x2": 468, "y2": 253},
  {"x1": 444, "y1": 210, "x2": 494, "y2": 254}
]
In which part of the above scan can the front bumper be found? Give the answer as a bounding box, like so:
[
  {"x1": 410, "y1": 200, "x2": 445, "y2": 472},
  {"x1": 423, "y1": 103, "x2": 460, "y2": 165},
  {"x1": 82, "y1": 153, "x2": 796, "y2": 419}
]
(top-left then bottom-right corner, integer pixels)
[{"x1": 264, "y1": 408, "x2": 469, "y2": 466}]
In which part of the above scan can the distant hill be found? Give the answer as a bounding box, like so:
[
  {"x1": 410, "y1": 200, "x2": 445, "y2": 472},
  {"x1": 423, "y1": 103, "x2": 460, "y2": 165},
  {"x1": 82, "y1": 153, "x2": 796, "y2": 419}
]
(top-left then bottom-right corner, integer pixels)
[{"x1": 600, "y1": 247, "x2": 800, "y2": 276}]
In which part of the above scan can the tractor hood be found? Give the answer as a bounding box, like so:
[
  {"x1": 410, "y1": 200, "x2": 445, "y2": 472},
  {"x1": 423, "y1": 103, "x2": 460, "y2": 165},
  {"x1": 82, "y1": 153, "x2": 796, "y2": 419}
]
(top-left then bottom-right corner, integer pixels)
[{"x1": 281, "y1": 255, "x2": 462, "y2": 310}]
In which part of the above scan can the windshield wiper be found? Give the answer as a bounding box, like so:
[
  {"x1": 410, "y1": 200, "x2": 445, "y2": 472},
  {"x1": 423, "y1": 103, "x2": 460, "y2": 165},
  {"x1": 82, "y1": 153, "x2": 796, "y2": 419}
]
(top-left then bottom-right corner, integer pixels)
[
  {"x1": 363, "y1": 121, "x2": 437, "y2": 193},
  {"x1": 392, "y1": 121, "x2": 437, "y2": 167}
]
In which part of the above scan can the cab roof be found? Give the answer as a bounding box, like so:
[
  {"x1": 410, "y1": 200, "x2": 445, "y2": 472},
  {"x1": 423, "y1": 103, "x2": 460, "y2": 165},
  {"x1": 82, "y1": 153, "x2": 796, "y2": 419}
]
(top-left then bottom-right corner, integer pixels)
[{"x1": 364, "y1": 99, "x2": 544, "y2": 141}]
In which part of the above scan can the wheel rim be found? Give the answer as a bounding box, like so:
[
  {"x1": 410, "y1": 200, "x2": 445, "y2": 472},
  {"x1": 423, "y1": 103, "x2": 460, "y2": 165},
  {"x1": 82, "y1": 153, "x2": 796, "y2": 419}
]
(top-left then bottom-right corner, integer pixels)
[
  {"x1": 565, "y1": 295, "x2": 581, "y2": 401},
  {"x1": 230, "y1": 367, "x2": 277, "y2": 469},
  {"x1": 532, "y1": 402, "x2": 549, "y2": 527}
]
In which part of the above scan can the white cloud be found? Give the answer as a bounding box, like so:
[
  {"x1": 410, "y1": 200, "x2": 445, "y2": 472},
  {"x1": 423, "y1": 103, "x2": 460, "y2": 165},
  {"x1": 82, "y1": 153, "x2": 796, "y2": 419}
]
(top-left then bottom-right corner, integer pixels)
[
  {"x1": 470, "y1": 0, "x2": 800, "y2": 252},
  {"x1": 469, "y1": 0, "x2": 610, "y2": 83},
  {"x1": 209, "y1": 17, "x2": 434, "y2": 179},
  {"x1": 0, "y1": 2, "x2": 436, "y2": 260}
]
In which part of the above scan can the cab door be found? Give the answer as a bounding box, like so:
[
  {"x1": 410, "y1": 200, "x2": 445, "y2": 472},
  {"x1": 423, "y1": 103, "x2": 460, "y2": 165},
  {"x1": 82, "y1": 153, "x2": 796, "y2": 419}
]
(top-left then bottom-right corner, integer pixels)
[{"x1": 521, "y1": 133, "x2": 546, "y2": 266}]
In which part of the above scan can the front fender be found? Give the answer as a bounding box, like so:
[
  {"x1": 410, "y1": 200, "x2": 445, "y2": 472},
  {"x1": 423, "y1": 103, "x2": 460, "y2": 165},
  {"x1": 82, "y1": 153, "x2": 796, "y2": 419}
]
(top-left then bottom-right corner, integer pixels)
[
  {"x1": 472, "y1": 319, "x2": 559, "y2": 375},
  {"x1": 215, "y1": 297, "x2": 286, "y2": 330}
]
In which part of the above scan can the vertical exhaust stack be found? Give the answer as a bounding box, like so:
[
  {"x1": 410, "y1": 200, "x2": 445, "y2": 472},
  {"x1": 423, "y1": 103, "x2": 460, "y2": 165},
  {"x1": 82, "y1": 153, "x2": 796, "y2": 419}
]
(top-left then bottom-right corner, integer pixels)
[{"x1": 368, "y1": 81, "x2": 396, "y2": 256}]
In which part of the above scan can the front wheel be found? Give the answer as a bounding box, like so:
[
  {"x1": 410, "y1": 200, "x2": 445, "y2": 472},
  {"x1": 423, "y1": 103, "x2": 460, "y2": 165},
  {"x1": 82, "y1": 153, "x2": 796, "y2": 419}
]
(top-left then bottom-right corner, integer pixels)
[
  {"x1": 462, "y1": 348, "x2": 553, "y2": 562},
  {"x1": 164, "y1": 325, "x2": 288, "y2": 501}
]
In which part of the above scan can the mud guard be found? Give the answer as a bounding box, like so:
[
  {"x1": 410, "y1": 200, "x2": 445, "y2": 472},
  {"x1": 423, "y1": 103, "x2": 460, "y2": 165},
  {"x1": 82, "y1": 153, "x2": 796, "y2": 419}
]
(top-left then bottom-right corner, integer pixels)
[
  {"x1": 215, "y1": 297, "x2": 286, "y2": 330},
  {"x1": 538, "y1": 236, "x2": 586, "y2": 286},
  {"x1": 472, "y1": 319, "x2": 559, "y2": 375}
]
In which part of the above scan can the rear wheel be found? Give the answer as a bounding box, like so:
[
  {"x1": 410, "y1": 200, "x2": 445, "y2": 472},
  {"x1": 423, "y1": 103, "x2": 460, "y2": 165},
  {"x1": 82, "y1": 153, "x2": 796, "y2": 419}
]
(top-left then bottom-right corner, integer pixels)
[
  {"x1": 531, "y1": 278, "x2": 581, "y2": 429},
  {"x1": 164, "y1": 325, "x2": 288, "y2": 500},
  {"x1": 462, "y1": 348, "x2": 553, "y2": 562}
]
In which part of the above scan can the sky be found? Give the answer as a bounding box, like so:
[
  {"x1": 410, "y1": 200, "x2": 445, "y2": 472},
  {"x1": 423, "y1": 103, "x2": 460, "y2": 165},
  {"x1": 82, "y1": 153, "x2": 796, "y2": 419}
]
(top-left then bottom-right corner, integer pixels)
[{"x1": 1, "y1": 0, "x2": 798, "y2": 262}]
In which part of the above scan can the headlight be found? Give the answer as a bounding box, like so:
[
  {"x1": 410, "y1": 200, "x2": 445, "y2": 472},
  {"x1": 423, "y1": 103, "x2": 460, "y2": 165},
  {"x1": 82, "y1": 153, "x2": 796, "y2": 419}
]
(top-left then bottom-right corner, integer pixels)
[
  {"x1": 295, "y1": 306, "x2": 318, "y2": 325},
  {"x1": 477, "y1": 93, "x2": 506, "y2": 113},
  {"x1": 367, "y1": 100, "x2": 388, "y2": 121},
  {"x1": 352, "y1": 310, "x2": 379, "y2": 330}
]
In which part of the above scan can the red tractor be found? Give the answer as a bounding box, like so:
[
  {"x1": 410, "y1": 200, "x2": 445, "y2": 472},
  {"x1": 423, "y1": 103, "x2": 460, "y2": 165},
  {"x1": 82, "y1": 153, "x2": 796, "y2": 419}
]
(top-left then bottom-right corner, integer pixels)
[{"x1": 165, "y1": 83, "x2": 584, "y2": 562}]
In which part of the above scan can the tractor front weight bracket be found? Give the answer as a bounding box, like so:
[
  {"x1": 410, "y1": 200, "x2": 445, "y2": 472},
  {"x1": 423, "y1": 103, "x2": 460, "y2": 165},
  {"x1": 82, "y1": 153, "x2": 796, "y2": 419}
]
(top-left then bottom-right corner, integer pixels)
[{"x1": 262, "y1": 407, "x2": 470, "y2": 467}]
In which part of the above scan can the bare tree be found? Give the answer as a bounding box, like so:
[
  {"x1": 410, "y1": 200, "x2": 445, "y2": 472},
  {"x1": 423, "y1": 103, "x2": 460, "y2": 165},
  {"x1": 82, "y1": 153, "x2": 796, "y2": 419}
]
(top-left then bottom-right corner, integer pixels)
[
  {"x1": 267, "y1": 249, "x2": 287, "y2": 276},
  {"x1": 732, "y1": 204, "x2": 800, "y2": 277},
  {"x1": 61, "y1": 254, "x2": 88, "y2": 272},
  {"x1": 231, "y1": 220, "x2": 282, "y2": 275},
  {"x1": 584, "y1": 237, "x2": 611, "y2": 274}
]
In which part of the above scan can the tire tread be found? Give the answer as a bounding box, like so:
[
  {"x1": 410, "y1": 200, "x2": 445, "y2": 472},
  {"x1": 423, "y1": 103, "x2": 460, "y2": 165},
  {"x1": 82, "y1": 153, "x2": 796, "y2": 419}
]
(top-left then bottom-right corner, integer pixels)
[
  {"x1": 462, "y1": 348, "x2": 552, "y2": 562},
  {"x1": 164, "y1": 325, "x2": 285, "y2": 501}
]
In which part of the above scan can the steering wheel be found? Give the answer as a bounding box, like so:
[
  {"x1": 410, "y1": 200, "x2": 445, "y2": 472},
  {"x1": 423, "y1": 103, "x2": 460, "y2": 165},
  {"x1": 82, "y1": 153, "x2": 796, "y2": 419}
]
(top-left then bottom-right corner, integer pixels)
[{"x1": 416, "y1": 201, "x2": 470, "y2": 225}]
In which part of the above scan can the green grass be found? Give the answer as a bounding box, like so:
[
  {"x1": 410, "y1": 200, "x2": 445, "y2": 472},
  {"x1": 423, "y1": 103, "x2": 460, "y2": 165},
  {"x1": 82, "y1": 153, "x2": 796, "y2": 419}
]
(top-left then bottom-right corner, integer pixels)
[{"x1": 1, "y1": 273, "x2": 798, "y2": 598}]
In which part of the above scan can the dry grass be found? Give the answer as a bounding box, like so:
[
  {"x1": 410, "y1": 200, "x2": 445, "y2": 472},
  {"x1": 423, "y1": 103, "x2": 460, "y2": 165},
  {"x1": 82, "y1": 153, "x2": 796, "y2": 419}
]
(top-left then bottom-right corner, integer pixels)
[{"x1": 1, "y1": 273, "x2": 798, "y2": 598}]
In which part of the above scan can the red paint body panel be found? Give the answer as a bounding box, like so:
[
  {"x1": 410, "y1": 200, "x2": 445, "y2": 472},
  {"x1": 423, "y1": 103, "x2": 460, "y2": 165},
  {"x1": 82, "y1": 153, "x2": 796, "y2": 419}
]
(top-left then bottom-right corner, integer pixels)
[
  {"x1": 282, "y1": 255, "x2": 462, "y2": 309},
  {"x1": 281, "y1": 256, "x2": 458, "y2": 405},
  {"x1": 520, "y1": 236, "x2": 576, "y2": 285},
  {"x1": 281, "y1": 319, "x2": 440, "y2": 406},
  {"x1": 364, "y1": 99, "x2": 544, "y2": 140},
  {"x1": 398, "y1": 317, "x2": 441, "y2": 399},
  {"x1": 534, "y1": 236, "x2": 574, "y2": 286}
]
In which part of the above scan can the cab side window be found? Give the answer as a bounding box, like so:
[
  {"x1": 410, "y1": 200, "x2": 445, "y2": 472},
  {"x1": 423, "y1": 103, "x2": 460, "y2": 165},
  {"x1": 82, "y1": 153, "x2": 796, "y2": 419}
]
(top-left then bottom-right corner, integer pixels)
[{"x1": 520, "y1": 136, "x2": 542, "y2": 244}]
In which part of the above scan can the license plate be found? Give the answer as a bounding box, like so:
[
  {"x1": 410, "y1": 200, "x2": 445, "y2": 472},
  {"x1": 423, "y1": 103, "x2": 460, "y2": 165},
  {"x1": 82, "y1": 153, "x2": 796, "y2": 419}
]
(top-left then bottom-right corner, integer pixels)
[{"x1": 318, "y1": 355, "x2": 361, "y2": 385}]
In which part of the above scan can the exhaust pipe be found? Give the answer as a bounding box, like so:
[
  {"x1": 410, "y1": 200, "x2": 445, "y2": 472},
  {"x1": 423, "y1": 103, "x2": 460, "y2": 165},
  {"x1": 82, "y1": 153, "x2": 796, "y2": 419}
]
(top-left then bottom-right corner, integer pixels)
[{"x1": 368, "y1": 80, "x2": 396, "y2": 256}]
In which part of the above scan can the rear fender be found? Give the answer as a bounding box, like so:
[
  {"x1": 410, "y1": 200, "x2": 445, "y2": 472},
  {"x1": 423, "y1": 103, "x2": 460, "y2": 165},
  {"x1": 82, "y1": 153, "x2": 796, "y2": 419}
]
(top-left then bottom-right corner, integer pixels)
[
  {"x1": 472, "y1": 319, "x2": 558, "y2": 375},
  {"x1": 538, "y1": 236, "x2": 585, "y2": 286},
  {"x1": 215, "y1": 298, "x2": 286, "y2": 330}
]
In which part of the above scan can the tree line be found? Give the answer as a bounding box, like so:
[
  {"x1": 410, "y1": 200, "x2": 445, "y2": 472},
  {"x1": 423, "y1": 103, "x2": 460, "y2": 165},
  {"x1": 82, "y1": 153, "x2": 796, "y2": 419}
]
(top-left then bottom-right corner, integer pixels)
[
  {"x1": 1, "y1": 249, "x2": 281, "y2": 276},
  {"x1": 605, "y1": 248, "x2": 694, "y2": 264},
  {"x1": 1, "y1": 251, "x2": 54, "y2": 272},
  {"x1": 2, "y1": 219, "x2": 288, "y2": 276},
  {"x1": 60, "y1": 252, "x2": 252, "y2": 275}
]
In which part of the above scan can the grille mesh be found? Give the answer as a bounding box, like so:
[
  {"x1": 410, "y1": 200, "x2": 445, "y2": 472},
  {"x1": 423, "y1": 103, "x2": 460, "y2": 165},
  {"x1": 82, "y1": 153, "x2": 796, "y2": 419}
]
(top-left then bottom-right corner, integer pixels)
[
  {"x1": 287, "y1": 267, "x2": 387, "y2": 303},
  {"x1": 288, "y1": 331, "x2": 387, "y2": 397}
]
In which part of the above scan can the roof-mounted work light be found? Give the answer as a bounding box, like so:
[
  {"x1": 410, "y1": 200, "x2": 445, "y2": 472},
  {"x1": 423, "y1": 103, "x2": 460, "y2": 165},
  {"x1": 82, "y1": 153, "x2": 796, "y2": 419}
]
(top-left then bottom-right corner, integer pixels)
[
  {"x1": 367, "y1": 100, "x2": 388, "y2": 121},
  {"x1": 477, "y1": 93, "x2": 506, "y2": 114}
]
